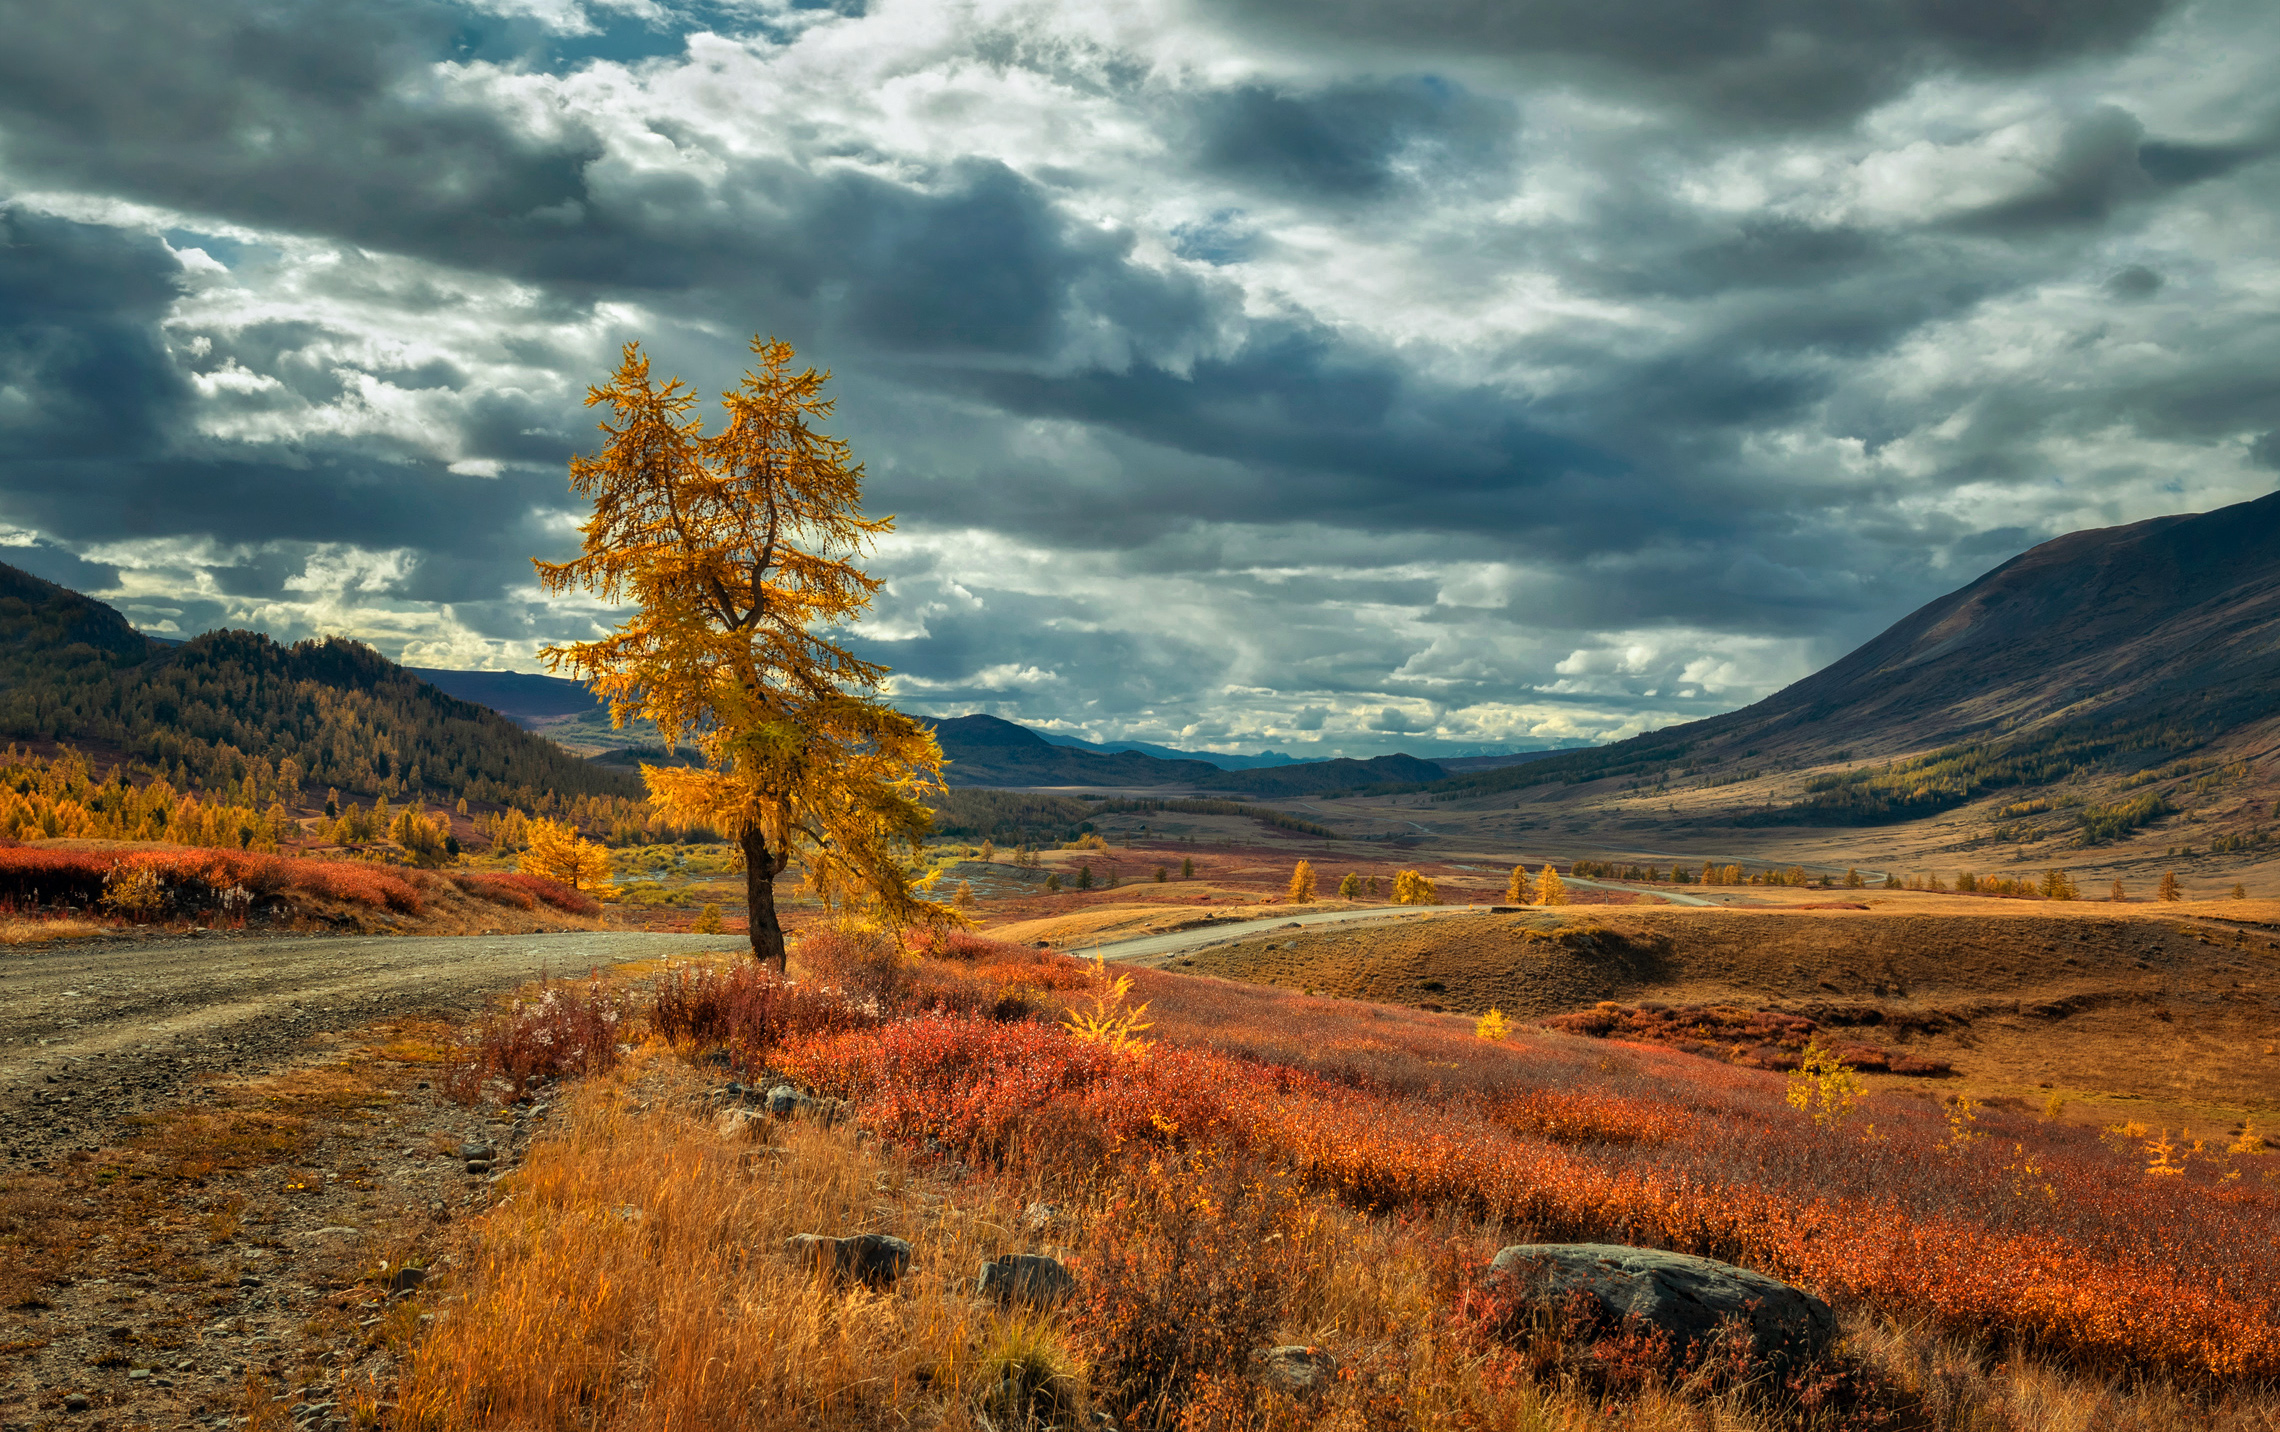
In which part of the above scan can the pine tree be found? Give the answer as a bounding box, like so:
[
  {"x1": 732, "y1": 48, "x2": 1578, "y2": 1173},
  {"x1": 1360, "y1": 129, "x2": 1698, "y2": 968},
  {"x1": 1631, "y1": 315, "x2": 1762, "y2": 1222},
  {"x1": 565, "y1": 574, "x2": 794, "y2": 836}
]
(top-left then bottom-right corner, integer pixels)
[
  {"x1": 1392, "y1": 869, "x2": 1438, "y2": 905},
  {"x1": 2110, "y1": 879, "x2": 2126, "y2": 902},
  {"x1": 1181, "y1": 856, "x2": 1195, "y2": 879},
  {"x1": 980, "y1": 839, "x2": 995, "y2": 864},
  {"x1": 1077, "y1": 864, "x2": 1093, "y2": 891},
  {"x1": 1337, "y1": 871, "x2": 1362, "y2": 900},
  {"x1": 1505, "y1": 864, "x2": 1532, "y2": 903},
  {"x1": 2231, "y1": 883, "x2": 2247, "y2": 900},
  {"x1": 952, "y1": 880, "x2": 975, "y2": 910},
  {"x1": 1844, "y1": 868, "x2": 1863, "y2": 889},
  {"x1": 1287, "y1": 860, "x2": 1316, "y2": 903},
  {"x1": 2157, "y1": 871, "x2": 2182, "y2": 902}
]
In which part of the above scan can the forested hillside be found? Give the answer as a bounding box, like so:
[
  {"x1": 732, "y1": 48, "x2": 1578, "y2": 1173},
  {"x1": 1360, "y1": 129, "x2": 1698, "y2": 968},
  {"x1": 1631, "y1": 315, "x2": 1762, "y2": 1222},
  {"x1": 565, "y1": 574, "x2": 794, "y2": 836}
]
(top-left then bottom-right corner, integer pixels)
[{"x1": 0, "y1": 561, "x2": 639, "y2": 809}]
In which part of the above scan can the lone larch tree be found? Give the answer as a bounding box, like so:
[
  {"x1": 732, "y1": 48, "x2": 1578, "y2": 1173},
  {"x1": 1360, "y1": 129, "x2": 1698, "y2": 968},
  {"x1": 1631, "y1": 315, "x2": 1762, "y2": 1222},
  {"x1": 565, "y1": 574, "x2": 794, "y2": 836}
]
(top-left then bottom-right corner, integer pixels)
[{"x1": 537, "y1": 337, "x2": 951, "y2": 968}]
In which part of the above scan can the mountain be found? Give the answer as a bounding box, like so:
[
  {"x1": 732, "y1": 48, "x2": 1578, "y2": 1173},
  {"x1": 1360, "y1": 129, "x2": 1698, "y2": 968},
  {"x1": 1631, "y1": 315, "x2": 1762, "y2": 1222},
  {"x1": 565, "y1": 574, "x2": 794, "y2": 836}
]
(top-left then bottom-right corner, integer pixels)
[
  {"x1": 0, "y1": 561, "x2": 641, "y2": 806},
  {"x1": 1404, "y1": 491, "x2": 2280, "y2": 834},
  {"x1": 1033, "y1": 730, "x2": 1303, "y2": 770},
  {"x1": 928, "y1": 713, "x2": 1446, "y2": 793},
  {"x1": 406, "y1": 668, "x2": 603, "y2": 725},
  {"x1": 929, "y1": 714, "x2": 1223, "y2": 786}
]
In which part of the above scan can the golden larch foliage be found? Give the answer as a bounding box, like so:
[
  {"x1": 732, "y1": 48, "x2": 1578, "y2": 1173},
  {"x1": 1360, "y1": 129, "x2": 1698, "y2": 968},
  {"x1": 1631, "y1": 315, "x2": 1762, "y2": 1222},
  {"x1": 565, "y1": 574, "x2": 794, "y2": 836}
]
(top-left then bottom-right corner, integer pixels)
[
  {"x1": 1535, "y1": 865, "x2": 1567, "y2": 906},
  {"x1": 536, "y1": 338, "x2": 950, "y2": 967}
]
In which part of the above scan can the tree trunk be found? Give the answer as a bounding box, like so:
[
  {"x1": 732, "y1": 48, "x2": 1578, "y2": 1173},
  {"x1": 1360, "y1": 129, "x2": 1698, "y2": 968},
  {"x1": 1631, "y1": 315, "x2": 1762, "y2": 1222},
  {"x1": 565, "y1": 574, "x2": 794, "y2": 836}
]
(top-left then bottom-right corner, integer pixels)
[{"x1": 741, "y1": 827, "x2": 787, "y2": 971}]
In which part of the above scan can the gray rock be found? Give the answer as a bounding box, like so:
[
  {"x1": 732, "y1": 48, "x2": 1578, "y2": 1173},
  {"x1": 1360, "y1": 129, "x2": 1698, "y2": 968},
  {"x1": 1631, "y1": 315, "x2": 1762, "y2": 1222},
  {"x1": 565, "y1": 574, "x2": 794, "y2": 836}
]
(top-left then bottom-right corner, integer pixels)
[
  {"x1": 1253, "y1": 1345, "x2": 1338, "y2": 1397},
  {"x1": 976, "y1": 1252, "x2": 1076, "y2": 1308},
  {"x1": 785, "y1": 1232, "x2": 912, "y2": 1289},
  {"x1": 385, "y1": 1266, "x2": 427, "y2": 1294},
  {"x1": 1488, "y1": 1244, "x2": 1835, "y2": 1363},
  {"x1": 458, "y1": 1140, "x2": 495, "y2": 1162},
  {"x1": 766, "y1": 1084, "x2": 814, "y2": 1119},
  {"x1": 1022, "y1": 1200, "x2": 1059, "y2": 1232}
]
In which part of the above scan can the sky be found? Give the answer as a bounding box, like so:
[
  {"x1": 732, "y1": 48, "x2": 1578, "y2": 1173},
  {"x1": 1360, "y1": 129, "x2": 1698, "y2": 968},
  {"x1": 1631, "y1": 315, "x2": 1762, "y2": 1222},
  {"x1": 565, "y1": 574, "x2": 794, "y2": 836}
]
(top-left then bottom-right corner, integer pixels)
[{"x1": 0, "y1": 0, "x2": 2275, "y2": 759}]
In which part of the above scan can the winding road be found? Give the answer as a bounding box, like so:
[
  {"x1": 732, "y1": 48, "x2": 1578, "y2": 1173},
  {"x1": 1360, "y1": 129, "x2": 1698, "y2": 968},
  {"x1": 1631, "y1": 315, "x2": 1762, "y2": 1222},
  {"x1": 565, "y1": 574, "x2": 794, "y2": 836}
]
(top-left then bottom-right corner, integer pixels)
[{"x1": 1086, "y1": 904, "x2": 1490, "y2": 963}]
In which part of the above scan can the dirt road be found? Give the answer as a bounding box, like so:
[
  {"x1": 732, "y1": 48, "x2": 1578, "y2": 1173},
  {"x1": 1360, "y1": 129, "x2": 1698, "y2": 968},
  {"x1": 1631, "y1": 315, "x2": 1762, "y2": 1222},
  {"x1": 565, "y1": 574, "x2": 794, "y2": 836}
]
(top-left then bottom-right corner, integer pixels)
[
  {"x1": 1092, "y1": 904, "x2": 1487, "y2": 964},
  {"x1": 0, "y1": 930, "x2": 729, "y2": 1168}
]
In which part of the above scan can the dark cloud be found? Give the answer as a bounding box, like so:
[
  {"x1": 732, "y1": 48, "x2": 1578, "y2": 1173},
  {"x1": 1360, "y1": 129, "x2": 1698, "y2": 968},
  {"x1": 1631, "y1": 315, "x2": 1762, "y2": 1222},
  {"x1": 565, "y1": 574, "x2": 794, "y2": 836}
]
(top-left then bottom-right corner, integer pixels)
[
  {"x1": 0, "y1": 209, "x2": 188, "y2": 458},
  {"x1": 2106, "y1": 265, "x2": 2164, "y2": 298},
  {"x1": 1190, "y1": 77, "x2": 1513, "y2": 198},
  {"x1": 1212, "y1": 0, "x2": 2178, "y2": 126}
]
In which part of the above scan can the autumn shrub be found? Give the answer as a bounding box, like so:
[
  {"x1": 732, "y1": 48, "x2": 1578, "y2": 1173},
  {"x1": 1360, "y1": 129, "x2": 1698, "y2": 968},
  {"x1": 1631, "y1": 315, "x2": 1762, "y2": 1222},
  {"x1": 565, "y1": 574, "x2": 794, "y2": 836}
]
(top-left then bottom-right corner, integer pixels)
[
  {"x1": 1071, "y1": 1152, "x2": 1302, "y2": 1430},
  {"x1": 648, "y1": 961, "x2": 880, "y2": 1056},
  {"x1": 451, "y1": 870, "x2": 598, "y2": 917},
  {"x1": 450, "y1": 977, "x2": 629, "y2": 1103}
]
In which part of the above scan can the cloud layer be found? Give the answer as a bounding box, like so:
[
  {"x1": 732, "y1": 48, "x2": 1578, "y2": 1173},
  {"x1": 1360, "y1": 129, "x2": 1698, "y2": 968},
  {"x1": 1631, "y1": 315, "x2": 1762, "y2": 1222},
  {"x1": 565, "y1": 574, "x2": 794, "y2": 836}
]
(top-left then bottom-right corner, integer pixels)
[{"x1": 1, "y1": 0, "x2": 2274, "y2": 755}]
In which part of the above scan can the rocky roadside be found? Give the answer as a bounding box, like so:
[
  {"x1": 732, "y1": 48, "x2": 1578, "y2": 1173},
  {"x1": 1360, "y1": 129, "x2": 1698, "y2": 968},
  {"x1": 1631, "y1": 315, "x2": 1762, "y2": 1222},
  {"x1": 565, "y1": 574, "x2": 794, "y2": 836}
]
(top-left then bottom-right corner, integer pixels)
[
  {"x1": 0, "y1": 930, "x2": 738, "y2": 1432},
  {"x1": 0, "y1": 1025, "x2": 569, "y2": 1431}
]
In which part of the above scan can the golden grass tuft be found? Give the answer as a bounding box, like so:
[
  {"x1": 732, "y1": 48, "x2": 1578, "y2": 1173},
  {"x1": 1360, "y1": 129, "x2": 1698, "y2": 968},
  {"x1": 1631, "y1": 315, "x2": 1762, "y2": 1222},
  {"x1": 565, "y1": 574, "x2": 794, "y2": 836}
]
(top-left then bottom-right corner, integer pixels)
[{"x1": 0, "y1": 914, "x2": 107, "y2": 944}]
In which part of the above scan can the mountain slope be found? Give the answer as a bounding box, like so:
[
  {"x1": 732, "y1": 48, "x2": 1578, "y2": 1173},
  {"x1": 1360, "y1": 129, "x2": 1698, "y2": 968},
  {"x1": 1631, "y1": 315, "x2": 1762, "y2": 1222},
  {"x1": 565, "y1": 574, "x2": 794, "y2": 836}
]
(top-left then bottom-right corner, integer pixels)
[
  {"x1": 0, "y1": 561, "x2": 641, "y2": 806},
  {"x1": 928, "y1": 714, "x2": 1448, "y2": 793},
  {"x1": 1034, "y1": 730, "x2": 1303, "y2": 770},
  {"x1": 1411, "y1": 491, "x2": 2280, "y2": 833}
]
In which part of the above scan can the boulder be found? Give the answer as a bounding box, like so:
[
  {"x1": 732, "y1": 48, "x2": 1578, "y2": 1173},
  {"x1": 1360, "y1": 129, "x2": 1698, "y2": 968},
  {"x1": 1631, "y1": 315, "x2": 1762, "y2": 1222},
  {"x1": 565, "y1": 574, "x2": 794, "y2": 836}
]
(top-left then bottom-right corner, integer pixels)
[
  {"x1": 786, "y1": 1232, "x2": 912, "y2": 1289},
  {"x1": 1488, "y1": 1244, "x2": 1834, "y2": 1363},
  {"x1": 766, "y1": 1084, "x2": 814, "y2": 1119},
  {"x1": 976, "y1": 1253, "x2": 1076, "y2": 1308},
  {"x1": 1253, "y1": 1345, "x2": 1338, "y2": 1397}
]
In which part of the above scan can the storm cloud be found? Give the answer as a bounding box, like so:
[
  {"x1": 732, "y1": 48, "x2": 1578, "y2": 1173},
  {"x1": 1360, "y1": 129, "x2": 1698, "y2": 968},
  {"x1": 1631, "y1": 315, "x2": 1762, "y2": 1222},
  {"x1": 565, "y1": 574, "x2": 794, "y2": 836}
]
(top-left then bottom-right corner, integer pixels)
[{"x1": 0, "y1": 0, "x2": 2275, "y2": 754}]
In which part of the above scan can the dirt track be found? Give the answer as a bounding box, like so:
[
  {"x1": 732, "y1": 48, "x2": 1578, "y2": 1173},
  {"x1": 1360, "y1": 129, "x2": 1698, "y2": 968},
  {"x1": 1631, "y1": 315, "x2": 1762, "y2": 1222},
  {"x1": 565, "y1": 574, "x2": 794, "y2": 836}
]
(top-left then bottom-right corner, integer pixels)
[{"x1": 0, "y1": 931, "x2": 729, "y2": 1168}]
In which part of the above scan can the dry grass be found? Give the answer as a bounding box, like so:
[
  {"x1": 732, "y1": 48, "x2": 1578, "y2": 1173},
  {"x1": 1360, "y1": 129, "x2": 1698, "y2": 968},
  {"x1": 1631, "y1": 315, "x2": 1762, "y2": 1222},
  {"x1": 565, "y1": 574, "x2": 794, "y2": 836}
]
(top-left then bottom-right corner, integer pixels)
[
  {"x1": 0, "y1": 914, "x2": 107, "y2": 944},
  {"x1": 394, "y1": 1048, "x2": 1079, "y2": 1430},
  {"x1": 392, "y1": 1037, "x2": 2280, "y2": 1431}
]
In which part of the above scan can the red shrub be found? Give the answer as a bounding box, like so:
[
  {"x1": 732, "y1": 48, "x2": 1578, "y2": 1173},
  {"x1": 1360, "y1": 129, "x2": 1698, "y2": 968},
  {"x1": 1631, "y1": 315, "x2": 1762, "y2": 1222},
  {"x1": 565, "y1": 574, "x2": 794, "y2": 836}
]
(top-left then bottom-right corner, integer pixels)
[
  {"x1": 0, "y1": 846, "x2": 421, "y2": 917},
  {"x1": 450, "y1": 977, "x2": 627, "y2": 1103},
  {"x1": 648, "y1": 962, "x2": 880, "y2": 1055},
  {"x1": 452, "y1": 871, "x2": 597, "y2": 917}
]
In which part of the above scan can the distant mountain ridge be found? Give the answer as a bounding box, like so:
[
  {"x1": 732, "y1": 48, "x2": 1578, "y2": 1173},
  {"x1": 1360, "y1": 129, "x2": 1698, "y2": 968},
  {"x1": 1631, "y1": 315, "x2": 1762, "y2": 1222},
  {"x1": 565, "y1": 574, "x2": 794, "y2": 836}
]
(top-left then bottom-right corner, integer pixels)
[
  {"x1": 1033, "y1": 730, "x2": 1302, "y2": 770},
  {"x1": 926, "y1": 714, "x2": 1447, "y2": 794},
  {"x1": 1402, "y1": 491, "x2": 2280, "y2": 829}
]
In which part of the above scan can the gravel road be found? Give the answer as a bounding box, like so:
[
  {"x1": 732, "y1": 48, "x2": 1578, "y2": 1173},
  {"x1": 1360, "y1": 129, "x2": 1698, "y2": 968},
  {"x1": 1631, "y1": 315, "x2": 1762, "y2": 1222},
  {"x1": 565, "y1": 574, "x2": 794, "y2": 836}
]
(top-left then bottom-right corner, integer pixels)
[{"x1": 0, "y1": 931, "x2": 730, "y2": 1168}]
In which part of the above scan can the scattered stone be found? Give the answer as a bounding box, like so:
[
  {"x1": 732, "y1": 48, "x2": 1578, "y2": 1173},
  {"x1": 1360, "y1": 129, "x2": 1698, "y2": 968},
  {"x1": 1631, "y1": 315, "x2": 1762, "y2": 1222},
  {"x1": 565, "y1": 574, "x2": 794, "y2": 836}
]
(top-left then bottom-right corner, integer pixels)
[
  {"x1": 458, "y1": 1140, "x2": 496, "y2": 1162},
  {"x1": 976, "y1": 1252, "x2": 1076, "y2": 1308},
  {"x1": 1487, "y1": 1244, "x2": 1835, "y2": 1363},
  {"x1": 127, "y1": 1368, "x2": 149, "y2": 1380},
  {"x1": 63, "y1": 1392, "x2": 90, "y2": 1412},
  {"x1": 385, "y1": 1266, "x2": 427, "y2": 1294},
  {"x1": 1022, "y1": 1200, "x2": 1059, "y2": 1232},
  {"x1": 785, "y1": 1232, "x2": 912, "y2": 1289},
  {"x1": 1253, "y1": 1345, "x2": 1338, "y2": 1397},
  {"x1": 716, "y1": 1108, "x2": 764, "y2": 1141},
  {"x1": 465, "y1": 1160, "x2": 493, "y2": 1176},
  {"x1": 765, "y1": 1084, "x2": 814, "y2": 1119}
]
